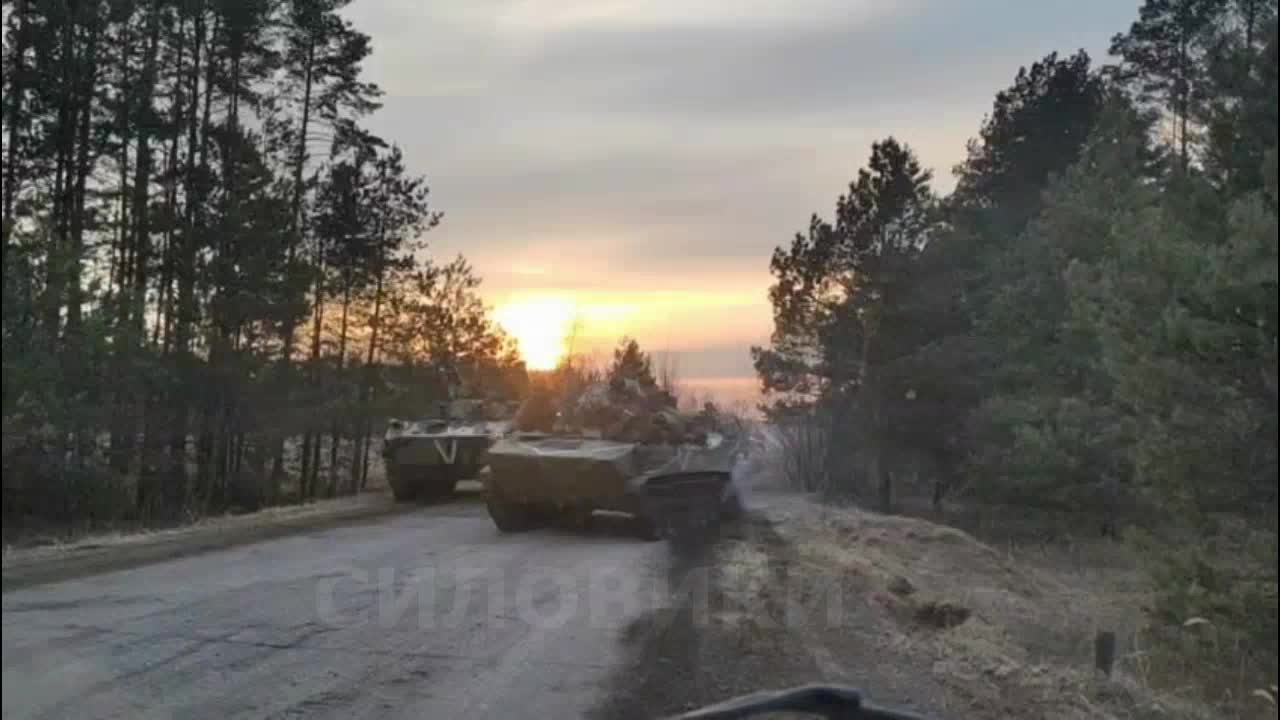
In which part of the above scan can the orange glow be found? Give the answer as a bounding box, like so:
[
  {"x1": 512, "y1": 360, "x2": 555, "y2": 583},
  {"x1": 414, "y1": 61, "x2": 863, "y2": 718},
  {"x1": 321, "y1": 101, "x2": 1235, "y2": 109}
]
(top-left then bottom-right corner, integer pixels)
[
  {"x1": 491, "y1": 287, "x2": 768, "y2": 371},
  {"x1": 493, "y1": 296, "x2": 577, "y2": 371}
]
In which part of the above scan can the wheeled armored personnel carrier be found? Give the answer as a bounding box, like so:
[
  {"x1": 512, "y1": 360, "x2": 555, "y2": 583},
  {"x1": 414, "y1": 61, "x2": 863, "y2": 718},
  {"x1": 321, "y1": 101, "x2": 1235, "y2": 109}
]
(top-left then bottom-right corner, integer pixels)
[
  {"x1": 382, "y1": 399, "x2": 513, "y2": 502},
  {"x1": 482, "y1": 429, "x2": 743, "y2": 538}
]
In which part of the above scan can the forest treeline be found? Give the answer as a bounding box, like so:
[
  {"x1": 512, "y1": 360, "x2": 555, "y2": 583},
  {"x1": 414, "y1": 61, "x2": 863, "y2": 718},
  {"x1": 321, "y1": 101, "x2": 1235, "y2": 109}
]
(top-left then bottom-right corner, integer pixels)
[
  {"x1": 1, "y1": 0, "x2": 524, "y2": 533},
  {"x1": 754, "y1": 0, "x2": 1277, "y2": 704}
]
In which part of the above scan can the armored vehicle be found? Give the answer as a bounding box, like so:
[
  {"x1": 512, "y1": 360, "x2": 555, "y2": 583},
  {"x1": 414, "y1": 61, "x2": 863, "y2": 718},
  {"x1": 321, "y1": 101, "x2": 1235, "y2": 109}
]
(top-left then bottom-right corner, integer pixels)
[
  {"x1": 482, "y1": 429, "x2": 742, "y2": 538},
  {"x1": 382, "y1": 399, "x2": 512, "y2": 502}
]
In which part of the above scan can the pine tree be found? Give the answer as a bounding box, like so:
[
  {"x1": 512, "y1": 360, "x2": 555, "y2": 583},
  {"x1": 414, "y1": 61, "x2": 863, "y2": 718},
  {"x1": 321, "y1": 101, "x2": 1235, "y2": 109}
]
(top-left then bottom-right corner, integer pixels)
[
  {"x1": 755, "y1": 139, "x2": 936, "y2": 508},
  {"x1": 1200, "y1": 8, "x2": 1278, "y2": 194},
  {"x1": 953, "y1": 50, "x2": 1106, "y2": 237},
  {"x1": 1111, "y1": 0, "x2": 1231, "y2": 167},
  {"x1": 965, "y1": 101, "x2": 1163, "y2": 520},
  {"x1": 277, "y1": 0, "x2": 381, "y2": 488},
  {"x1": 0, "y1": 0, "x2": 500, "y2": 531},
  {"x1": 609, "y1": 338, "x2": 657, "y2": 390}
]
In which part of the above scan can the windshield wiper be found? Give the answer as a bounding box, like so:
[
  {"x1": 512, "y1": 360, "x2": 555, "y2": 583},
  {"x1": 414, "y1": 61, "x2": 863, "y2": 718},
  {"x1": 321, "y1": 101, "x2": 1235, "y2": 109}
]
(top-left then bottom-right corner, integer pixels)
[{"x1": 670, "y1": 684, "x2": 936, "y2": 720}]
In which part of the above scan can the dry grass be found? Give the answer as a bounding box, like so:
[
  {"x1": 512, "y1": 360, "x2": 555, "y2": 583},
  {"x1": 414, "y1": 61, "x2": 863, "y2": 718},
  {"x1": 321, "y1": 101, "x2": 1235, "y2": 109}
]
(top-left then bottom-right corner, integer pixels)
[{"x1": 759, "y1": 496, "x2": 1230, "y2": 720}]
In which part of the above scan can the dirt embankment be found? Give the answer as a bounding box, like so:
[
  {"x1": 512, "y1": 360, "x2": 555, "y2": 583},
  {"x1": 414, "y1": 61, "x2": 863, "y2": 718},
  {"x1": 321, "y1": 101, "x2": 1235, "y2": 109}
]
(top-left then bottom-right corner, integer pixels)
[
  {"x1": 596, "y1": 496, "x2": 1216, "y2": 720},
  {"x1": 1, "y1": 489, "x2": 465, "y2": 592}
]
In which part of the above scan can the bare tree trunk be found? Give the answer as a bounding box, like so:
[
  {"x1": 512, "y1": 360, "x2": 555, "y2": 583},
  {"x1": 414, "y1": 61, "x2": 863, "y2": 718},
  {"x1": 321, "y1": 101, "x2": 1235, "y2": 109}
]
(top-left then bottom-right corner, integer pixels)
[
  {"x1": 108, "y1": 10, "x2": 133, "y2": 336},
  {"x1": 196, "y1": 12, "x2": 224, "y2": 505},
  {"x1": 875, "y1": 457, "x2": 891, "y2": 514},
  {"x1": 329, "y1": 283, "x2": 351, "y2": 494},
  {"x1": 271, "y1": 36, "x2": 318, "y2": 486},
  {"x1": 196, "y1": 406, "x2": 215, "y2": 509},
  {"x1": 2, "y1": 0, "x2": 32, "y2": 273},
  {"x1": 218, "y1": 30, "x2": 248, "y2": 508},
  {"x1": 359, "y1": 431, "x2": 375, "y2": 490},
  {"x1": 123, "y1": 2, "x2": 164, "y2": 515},
  {"x1": 62, "y1": 7, "x2": 104, "y2": 471},
  {"x1": 930, "y1": 447, "x2": 951, "y2": 515},
  {"x1": 155, "y1": 50, "x2": 185, "y2": 353},
  {"x1": 1178, "y1": 29, "x2": 1190, "y2": 171},
  {"x1": 310, "y1": 434, "x2": 324, "y2": 498},
  {"x1": 168, "y1": 6, "x2": 202, "y2": 495},
  {"x1": 66, "y1": 24, "x2": 99, "y2": 341},
  {"x1": 350, "y1": 432, "x2": 365, "y2": 492},
  {"x1": 42, "y1": 3, "x2": 78, "y2": 351},
  {"x1": 303, "y1": 227, "x2": 327, "y2": 497},
  {"x1": 299, "y1": 431, "x2": 314, "y2": 498},
  {"x1": 358, "y1": 228, "x2": 388, "y2": 490}
]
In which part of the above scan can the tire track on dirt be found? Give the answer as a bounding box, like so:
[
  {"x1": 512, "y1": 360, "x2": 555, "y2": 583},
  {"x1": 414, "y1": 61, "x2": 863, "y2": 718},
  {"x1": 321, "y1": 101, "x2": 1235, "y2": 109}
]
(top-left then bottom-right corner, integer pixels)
[{"x1": 589, "y1": 515, "x2": 822, "y2": 720}]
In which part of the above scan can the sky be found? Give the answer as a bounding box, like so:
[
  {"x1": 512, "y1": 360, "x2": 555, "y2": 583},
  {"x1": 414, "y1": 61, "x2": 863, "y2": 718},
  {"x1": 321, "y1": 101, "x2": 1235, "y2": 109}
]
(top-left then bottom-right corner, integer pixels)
[{"x1": 342, "y1": 0, "x2": 1140, "y2": 405}]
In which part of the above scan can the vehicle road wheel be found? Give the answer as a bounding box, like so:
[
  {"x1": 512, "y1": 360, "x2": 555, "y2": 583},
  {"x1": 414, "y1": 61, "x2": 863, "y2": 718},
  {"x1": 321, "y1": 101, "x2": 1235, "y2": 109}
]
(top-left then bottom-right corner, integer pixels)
[
  {"x1": 386, "y1": 465, "x2": 419, "y2": 502},
  {"x1": 720, "y1": 484, "x2": 744, "y2": 520},
  {"x1": 454, "y1": 462, "x2": 481, "y2": 481},
  {"x1": 486, "y1": 492, "x2": 536, "y2": 532},
  {"x1": 558, "y1": 507, "x2": 593, "y2": 531},
  {"x1": 634, "y1": 514, "x2": 666, "y2": 542},
  {"x1": 420, "y1": 466, "x2": 460, "y2": 502}
]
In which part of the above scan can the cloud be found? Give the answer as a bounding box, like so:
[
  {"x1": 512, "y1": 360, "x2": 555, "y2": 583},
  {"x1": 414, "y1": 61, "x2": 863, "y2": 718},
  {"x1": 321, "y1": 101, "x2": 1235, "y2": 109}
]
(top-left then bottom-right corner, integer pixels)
[
  {"x1": 342, "y1": 0, "x2": 1141, "y2": 389},
  {"x1": 493, "y1": 0, "x2": 899, "y2": 34}
]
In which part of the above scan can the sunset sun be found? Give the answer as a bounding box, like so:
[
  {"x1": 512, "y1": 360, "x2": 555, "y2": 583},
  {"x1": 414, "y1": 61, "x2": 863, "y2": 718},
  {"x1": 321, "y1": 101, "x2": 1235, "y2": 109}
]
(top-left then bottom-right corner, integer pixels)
[{"x1": 494, "y1": 297, "x2": 577, "y2": 371}]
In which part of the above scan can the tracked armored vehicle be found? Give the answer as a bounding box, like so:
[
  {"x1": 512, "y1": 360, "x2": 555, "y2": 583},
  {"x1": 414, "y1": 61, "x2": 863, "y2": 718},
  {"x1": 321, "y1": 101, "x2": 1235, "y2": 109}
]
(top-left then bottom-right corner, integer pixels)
[
  {"x1": 482, "y1": 429, "x2": 743, "y2": 538},
  {"x1": 382, "y1": 399, "x2": 512, "y2": 502}
]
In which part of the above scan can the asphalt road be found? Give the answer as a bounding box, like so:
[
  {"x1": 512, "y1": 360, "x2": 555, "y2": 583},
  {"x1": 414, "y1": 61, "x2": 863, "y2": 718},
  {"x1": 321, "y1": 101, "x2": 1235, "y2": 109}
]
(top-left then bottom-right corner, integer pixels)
[{"x1": 2, "y1": 500, "x2": 672, "y2": 719}]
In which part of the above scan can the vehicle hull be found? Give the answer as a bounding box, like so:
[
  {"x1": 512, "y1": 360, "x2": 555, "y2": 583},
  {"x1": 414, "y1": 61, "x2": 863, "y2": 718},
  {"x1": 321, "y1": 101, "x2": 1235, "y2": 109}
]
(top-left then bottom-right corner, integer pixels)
[
  {"x1": 482, "y1": 433, "x2": 742, "y2": 537},
  {"x1": 382, "y1": 422, "x2": 503, "y2": 501}
]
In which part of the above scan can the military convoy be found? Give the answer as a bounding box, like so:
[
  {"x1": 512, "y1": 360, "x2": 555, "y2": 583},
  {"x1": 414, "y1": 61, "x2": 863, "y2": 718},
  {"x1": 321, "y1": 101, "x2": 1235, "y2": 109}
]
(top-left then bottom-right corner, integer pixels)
[{"x1": 382, "y1": 373, "x2": 745, "y2": 539}]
